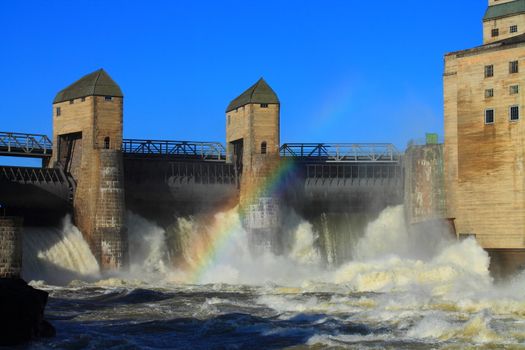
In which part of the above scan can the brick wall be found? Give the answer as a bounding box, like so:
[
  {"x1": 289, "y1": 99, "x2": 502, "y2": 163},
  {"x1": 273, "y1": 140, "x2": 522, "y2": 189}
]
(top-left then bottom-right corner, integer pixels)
[
  {"x1": 404, "y1": 144, "x2": 446, "y2": 225},
  {"x1": 0, "y1": 217, "x2": 23, "y2": 278}
]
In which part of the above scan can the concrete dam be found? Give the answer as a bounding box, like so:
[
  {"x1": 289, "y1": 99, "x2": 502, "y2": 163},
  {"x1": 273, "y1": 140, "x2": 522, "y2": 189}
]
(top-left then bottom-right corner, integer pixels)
[{"x1": 0, "y1": 69, "x2": 516, "y2": 279}]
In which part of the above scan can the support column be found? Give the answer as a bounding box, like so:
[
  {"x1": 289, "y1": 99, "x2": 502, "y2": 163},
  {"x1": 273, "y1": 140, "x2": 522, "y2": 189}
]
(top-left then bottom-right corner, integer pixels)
[
  {"x1": 93, "y1": 150, "x2": 128, "y2": 269},
  {"x1": 0, "y1": 216, "x2": 23, "y2": 278}
]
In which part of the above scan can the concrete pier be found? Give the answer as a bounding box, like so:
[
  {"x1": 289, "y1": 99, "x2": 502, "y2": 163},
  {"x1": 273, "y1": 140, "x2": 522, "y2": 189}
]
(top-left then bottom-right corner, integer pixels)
[{"x1": 0, "y1": 216, "x2": 23, "y2": 278}]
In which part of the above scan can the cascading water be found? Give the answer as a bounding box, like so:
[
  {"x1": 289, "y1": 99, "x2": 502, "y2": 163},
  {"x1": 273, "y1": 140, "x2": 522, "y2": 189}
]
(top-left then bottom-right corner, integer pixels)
[
  {"x1": 23, "y1": 205, "x2": 525, "y2": 348},
  {"x1": 22, "y1": 215, "x2": 100, "y2": 285}
]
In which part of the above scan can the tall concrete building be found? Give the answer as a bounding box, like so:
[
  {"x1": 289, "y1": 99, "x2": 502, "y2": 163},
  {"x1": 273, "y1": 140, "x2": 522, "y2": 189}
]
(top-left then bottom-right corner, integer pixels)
[
  {"x1": 445, "y1": 0, "x2": 525, "y2": 273},
  {"x1": 52, "y1": 69, "x2": 128, "y2": 270}
]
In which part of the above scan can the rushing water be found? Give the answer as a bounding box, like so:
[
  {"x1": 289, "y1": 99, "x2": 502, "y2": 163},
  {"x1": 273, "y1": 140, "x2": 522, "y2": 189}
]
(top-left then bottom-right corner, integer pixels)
[{"x1": 19, "y1": 206, "x2": 525, "y2": 349}]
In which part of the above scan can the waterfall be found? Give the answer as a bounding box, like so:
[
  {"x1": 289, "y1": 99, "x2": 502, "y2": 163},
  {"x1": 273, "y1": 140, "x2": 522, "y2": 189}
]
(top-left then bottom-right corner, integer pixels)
[{"x1": 22, "y1": 216, "x2": 100, "y2": 285}]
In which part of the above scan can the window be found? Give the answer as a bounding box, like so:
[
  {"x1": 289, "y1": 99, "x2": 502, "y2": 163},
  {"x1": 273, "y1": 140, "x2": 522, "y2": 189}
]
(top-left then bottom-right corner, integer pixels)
[
  {"x1": 227, "y1": 115, "x2": 231, "y2": 125},
  {"x1": 492, "y1": 28, "x2": 499, "y2": 37},
  {"x1": 260, "y1": 103, "x2": 269, "y2": 108},
  {"x1": 485, "y1": 65, "x2": 494, "y2": 78},
  {"x1": 81, "y1": 97, "x2": 86, "y2": 102},
  {"x1": 510, "y1": 85, "x2": 519, "y2": 95},
  {"x1": 485, "y1": 88, "x2": 494, "y2": 98},
  {"x1": 511, "y1": 25, "x2": 518, "y2": 33},
  {"x1": 485, "y1": 109, "x2": 495, "y2": 124},
  {"x1": 69, "y1": 99, "x2": 74, "y2": 104},
  {"x1": 510, "y1": 60, "x2": 519, "y2": 73},
  {"x1": 510, "y1": 105, "x2": 520, "y2": 121},
  {"x1": 261, "y1": 141, "x2": 267, "y2": 154},
  {"x1": 104, "y1": 96, "x2": 113, "y2": 101},
  {"x1": 56, "y1": 107, "x2": 61, "y2": 117},
  {"x1": 104, "y1": 137, "x2": 110, "y2": 149}
]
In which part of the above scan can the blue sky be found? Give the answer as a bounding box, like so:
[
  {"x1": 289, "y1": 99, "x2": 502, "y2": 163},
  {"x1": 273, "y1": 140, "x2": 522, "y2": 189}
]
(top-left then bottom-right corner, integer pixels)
[{"x1": 0, "y1": 0, "x2": 485, "y2": 166}]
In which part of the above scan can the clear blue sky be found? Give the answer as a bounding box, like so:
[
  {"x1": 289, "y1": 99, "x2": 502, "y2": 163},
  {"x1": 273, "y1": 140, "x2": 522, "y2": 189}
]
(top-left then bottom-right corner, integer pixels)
[{"x1": 0, "y1": 0, "x2": 485, "y2": 166}]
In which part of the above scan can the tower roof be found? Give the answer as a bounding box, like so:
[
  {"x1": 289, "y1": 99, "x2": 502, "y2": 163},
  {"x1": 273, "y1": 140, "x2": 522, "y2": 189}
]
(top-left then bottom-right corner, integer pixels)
[
  {"x1": 484, "y1": 0, "x2": 525, "y2": 21},
  {"x1": 226, "y1": 78, "x2": 279, "y2": 112},
  {"x1": 53, "y1": 69, "x2": 123, "y2": 104}
]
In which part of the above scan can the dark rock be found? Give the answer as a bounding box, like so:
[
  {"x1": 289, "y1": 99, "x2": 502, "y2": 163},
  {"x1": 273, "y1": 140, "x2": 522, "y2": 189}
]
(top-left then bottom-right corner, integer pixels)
[{"x1": 0, "y1": 278, "x2": 55, "y2": 346}]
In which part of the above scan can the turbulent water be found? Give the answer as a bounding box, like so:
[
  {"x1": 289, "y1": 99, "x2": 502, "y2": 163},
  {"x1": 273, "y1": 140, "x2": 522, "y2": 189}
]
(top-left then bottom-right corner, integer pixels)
[{"x1": 19, "y1": 206, "x2": 525, "y2": 349}]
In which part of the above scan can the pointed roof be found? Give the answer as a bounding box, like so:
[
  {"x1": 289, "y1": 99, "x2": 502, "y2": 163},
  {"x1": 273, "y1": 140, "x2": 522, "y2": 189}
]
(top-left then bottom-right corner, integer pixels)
[
  {"x1": 226, "y1": 78, "x2": 279, "y2": 112},
  {"x1": 53, "y1": 69, "x2": 123, "y2": 104}
]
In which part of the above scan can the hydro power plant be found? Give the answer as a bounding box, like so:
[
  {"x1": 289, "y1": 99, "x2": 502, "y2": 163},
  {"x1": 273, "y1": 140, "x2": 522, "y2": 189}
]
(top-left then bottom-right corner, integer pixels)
[
  {"x1": 4, "y1": 0, "x2": 525, "y2": 281},
  {"x1": 0, "y1": 69, "x2": 447, "y2": 276},
  {"x1": 7, "y1": 1, "x2": 525, "y2": 348}
]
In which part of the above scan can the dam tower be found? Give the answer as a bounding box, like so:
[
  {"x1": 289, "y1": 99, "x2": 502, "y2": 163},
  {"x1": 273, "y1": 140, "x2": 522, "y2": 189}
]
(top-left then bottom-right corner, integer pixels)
[
  {"x1": 225, "y1": 78, "x2": 282, "y2": 251},
  {"x1": 51, "y1": 69, "x2": 128, "y2": 270}
]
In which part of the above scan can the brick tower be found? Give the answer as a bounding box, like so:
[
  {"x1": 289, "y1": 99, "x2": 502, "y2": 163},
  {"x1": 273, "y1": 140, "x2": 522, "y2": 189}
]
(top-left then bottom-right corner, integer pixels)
[
  {"x1": 51, "y1": 69, "x2": 128, "y2": 270},
  {"x1": 225, "y1": 78, "x2": 282, "y2": 252}
]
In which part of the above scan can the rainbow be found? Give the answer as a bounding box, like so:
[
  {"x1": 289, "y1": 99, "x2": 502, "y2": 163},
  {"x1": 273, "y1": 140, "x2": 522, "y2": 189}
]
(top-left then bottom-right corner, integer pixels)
[{"x1": 184, "y1": 158, "x2": 298, "y2": 284}]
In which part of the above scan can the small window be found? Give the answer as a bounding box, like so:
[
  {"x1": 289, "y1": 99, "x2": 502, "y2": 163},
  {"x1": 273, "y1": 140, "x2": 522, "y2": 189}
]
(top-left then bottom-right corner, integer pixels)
[
  {"x1": 511, "y1": 25, "x2": 518, "y2": 33},
  {"x1": 104, "y1": 137, "x2": 110, "y2": 149},
  {"x1": 485, "y1": 65, "x2": 494, "y2": 78},
  {"x1": 485, "y1": 88, "x2": 494, "y2": 98},
  {"x1": 104, "y1": 96, "x2": 113, "y2": 101},
  {"x1": 492, "y1": 28, "x2": 499, "y2": 37},
  {"x1": 56, "y1": 107, "x2": 61, "y2": 117},
  {"x1": 260, "y1": 103, "x2": 269, "y2": 108},
  {"x1": 81, "y1": 97, "x2": 86, "y2": 102},
  {"x1": 227, "y1": 115, "x2": 231, "y2": 125},
  {"x1": 261, "y1": 141, "x2": 267, "y2": 154},
  {"x1": 510, "y1": 85, "x2": 519, "y2": 95},
  {"x1": 69, "y1": 99, "x2": 74, "y2": 104},
  {"x1": 510, "y1": 61, "x2": 519, "y2": 74},
  {"x1": 485, "y1": 109, "x2": 495, "y2": 124},
  {"x1": 510, "y1": 105, "x2": 520, "y2": 121}
]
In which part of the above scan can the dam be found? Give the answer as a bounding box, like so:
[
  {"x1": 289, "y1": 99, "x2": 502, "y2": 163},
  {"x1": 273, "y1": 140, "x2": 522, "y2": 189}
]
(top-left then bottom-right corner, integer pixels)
[{"x1": 0, "y1": 63, "x2": 523, "y2": 278}]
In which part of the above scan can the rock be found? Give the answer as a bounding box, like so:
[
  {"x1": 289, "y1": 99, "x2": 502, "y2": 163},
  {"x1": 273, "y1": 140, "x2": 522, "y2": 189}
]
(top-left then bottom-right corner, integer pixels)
[{"x1": 0, "y1": 278, "x2": 55, "y2": 346}]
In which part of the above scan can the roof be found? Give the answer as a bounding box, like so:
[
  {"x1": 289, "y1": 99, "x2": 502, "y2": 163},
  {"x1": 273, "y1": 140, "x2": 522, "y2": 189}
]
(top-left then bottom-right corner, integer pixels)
[
  {"x1": 53, "y1": 69, "x2": 123, "y2": 104},
  {"x1": 226, "y1": 78, "x2": 279, "y2": 112},
  {"x1": 484, "y1": 0, "x2": 525, "y2": 21},
  {"x1": 446, "y1": 32, "x2": 525, "y2": 57}
]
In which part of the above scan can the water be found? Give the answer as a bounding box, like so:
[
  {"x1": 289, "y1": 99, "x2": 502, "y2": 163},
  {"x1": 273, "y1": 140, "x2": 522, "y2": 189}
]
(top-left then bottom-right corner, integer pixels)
[{"x1": 19, "y1": 206, "x2": 525, "y2": 349}]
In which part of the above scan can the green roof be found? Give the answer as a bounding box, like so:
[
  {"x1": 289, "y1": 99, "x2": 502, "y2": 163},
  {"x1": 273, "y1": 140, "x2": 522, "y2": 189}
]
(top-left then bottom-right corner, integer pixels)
[
  {"x1": 226, "y1": 78, "x2": 279, "y2": 112},
  {"x1": 53, "y1": 69, "x2": 123, "y2": 104},
  {"x1": 484, "y1": 0, "x2": 525, "y2": 21}
]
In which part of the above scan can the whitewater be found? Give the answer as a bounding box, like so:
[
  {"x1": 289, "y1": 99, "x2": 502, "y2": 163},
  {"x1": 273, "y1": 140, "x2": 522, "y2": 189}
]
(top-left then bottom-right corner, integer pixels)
[{"x1": 21, "y1": 206, "x2": 525, "y2": 349}]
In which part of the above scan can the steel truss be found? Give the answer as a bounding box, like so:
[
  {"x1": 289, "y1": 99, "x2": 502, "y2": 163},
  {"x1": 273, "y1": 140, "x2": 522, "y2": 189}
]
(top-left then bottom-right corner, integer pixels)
[
  {"x1": 280, "y1": 143, "x2": 400, "y2": 163},
  {"x1": 0, "y1": 166, "x2": 68, "y2": 184},
  {"x1": 122, "y1": 139, "x2": 227, "y2": 161},
  {"x1": 0, "y1": 132, "x2": 53, "y2": 158}
]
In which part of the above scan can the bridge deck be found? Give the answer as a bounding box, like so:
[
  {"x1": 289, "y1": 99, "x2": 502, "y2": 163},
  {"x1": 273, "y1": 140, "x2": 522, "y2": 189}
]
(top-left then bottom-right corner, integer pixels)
[
  {"x1": 0, "y1": 132, "x2": 52, "y2": 158},
  {"x1": 0, "y1": 131, "x2": 402, "y2": 165}
]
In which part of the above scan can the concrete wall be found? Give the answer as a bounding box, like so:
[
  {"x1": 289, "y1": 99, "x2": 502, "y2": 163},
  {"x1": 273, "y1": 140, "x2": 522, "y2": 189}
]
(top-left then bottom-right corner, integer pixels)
[
  {"x1": 92, "y1": 150, "x2": 128, "y2": 268},
  {"x1": 483, "y1": 13, "x2": 525, "y2": 44},
  {"x1": 404, "y1": 144, "x2": 446, "y2": 225},
  {"x1": 445, "y1": 43, "x2": 525, "y2": 249},
  {"x1": 0, "y1": 216, "x2": 22, "y2": 278}
]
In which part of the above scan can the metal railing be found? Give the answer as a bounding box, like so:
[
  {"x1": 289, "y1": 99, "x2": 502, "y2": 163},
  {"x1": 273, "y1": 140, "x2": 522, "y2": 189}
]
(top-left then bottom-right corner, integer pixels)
[
  {"x1": 0, "y1": 132, "x2": 53, "y2": 158},
  {"x1": 122, "y1": 139, "x2": 227, "y2": 161},
  {"x1": 280, "y1": 143, "x2": 400, "y2": 163}
]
